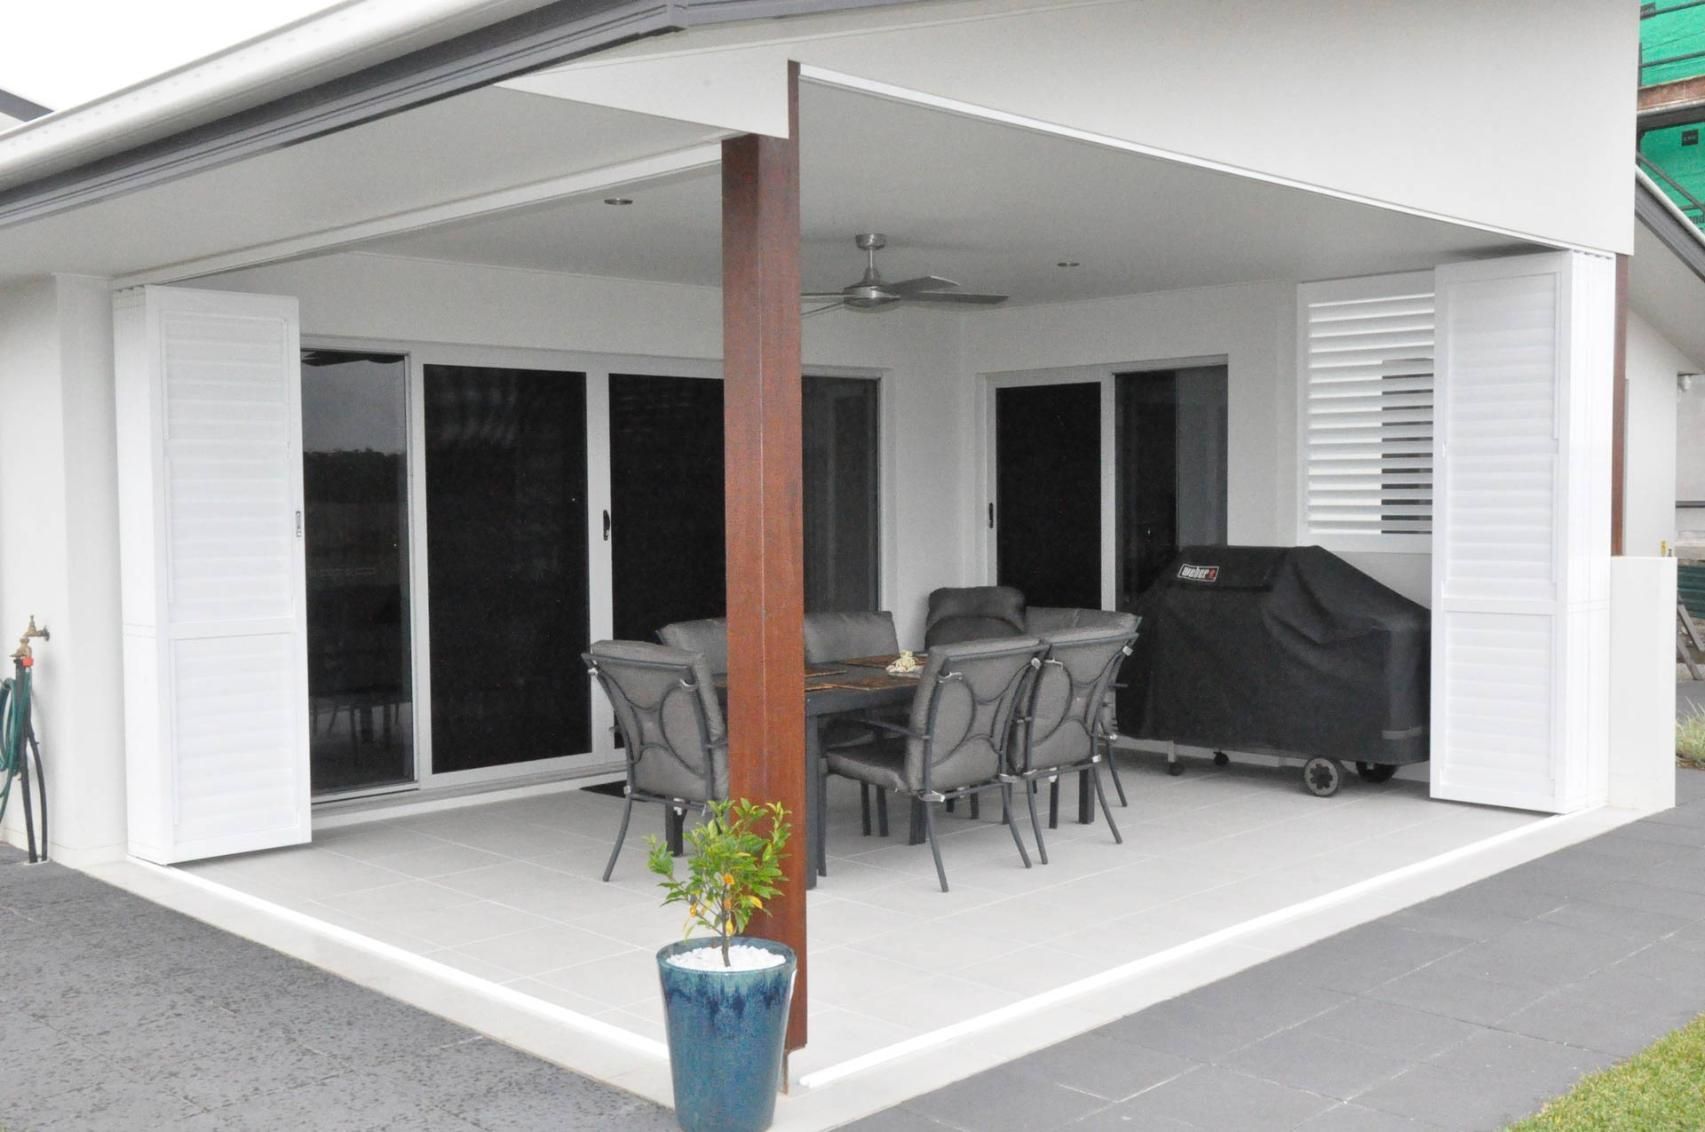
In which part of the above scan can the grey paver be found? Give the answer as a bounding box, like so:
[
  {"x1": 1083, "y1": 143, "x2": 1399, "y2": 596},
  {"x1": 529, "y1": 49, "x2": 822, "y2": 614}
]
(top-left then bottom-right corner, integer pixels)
[
  {"x1": 1362, "y1": 963, "x2": 1554, "y2": 1027},
  {"x1": 837, "y1": 1108, "x2": 961, "y2": 1132},
  {"x1": 902, "y1": 1063, "x2": 1108, "y2": 1131},
  {"x1": 1011, "y1": 1031, "x2": 1198, "y2": 1102},
  {"x1": 1500, "y1": 969, "x2": 1697, "y2": 1057},
  {"x1": 1085, "y1": 1064, "x2": 1336, "y2": 1131},
  {"x1": 1218, "y1": 1029, "x2": 1415, "y2": 1101},
  {"x1": 1242, "y1": 921, "x2": 1468, "y2": 993},
  {"x1": 1291, "y1": 1101, "x2": 1447, "y2": 1130},
  {"x1": 1288, "y1": 998, "x2": 1486, "y2": 1061}
]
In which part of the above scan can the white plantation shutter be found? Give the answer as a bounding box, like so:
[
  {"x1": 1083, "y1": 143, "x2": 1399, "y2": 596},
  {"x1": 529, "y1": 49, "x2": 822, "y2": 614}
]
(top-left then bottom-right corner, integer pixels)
[
  {"x1": 1298, "y1": 273, "x2": 1435, "y2": 550},
  {"x1": 1430, "y1": 252, "x2": 1613, "y2": 813},
  {"x1": 115, "y1": 286, "x2": 311, "y2": 862}
]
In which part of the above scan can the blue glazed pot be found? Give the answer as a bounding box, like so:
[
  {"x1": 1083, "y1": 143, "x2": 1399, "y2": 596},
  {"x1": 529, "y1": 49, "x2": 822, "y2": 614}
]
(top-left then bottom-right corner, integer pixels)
[{"x1": 657, "y1": 937, "x2": 797, "y2": 1132}]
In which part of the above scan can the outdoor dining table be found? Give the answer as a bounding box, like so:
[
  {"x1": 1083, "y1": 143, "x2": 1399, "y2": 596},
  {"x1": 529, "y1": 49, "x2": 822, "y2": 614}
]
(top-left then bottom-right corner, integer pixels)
[{"x1": 717, "y1": 655, "x2": 920, "y2": 890}]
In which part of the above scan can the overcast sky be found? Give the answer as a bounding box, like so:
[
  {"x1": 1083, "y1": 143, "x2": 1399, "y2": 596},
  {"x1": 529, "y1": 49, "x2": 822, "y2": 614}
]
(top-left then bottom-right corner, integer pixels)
[{"x1": 2, "y1": 0, "x2": 342, "y2": 112}]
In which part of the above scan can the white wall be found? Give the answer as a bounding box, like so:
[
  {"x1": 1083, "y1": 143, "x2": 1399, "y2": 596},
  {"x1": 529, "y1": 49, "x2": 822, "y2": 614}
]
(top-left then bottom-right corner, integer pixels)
[
  {"x1": 0, "y1": 275, "x2": 126, "y2": 863},
  {"x1": 1626, "y1": 312, "x2": 1694, "y2": 555},
  {"x1": 205, "y1": 252, "x2": 973, "y2": 647}
]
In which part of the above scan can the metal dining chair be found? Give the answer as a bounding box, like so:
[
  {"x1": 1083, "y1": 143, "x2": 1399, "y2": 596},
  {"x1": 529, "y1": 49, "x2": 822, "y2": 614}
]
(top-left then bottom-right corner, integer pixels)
[
  {"x1": 656, "y1": 617, "x2": 729, "y2": 677},
  {"x1": 819, "y1": 637, "x2": 1044, "y2": 892},
  {"x1": 1011, "y1": 617, "x2": 1140, "y2": 863},
  {"x1": 583, "y1": 640, "x2": 727, "y2": 881},
  {"x1": 1025, "y1": 607, "x2": 1139, "y2": 811},
  {"x1": 804, "y1": 611, "x2": 903, "y2": 837}
]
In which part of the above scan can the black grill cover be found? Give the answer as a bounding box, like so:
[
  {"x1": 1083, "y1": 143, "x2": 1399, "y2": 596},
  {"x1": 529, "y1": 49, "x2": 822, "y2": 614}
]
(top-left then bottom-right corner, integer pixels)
[{"x1": 1125, "y1": 546, "x2": 1429, "y2": 765}]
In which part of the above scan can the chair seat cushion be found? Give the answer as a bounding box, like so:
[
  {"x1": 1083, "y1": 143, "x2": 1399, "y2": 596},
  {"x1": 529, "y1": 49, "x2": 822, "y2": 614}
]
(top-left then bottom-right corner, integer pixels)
[{"x1": 825, "y1": 740, "x2": 909, "y2": 793}]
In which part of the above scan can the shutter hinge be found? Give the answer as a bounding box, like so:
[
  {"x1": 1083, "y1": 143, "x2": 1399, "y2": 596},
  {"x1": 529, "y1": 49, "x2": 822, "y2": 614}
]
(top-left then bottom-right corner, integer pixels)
[{"x1": 295, "y1": 510, "x2": 303, "y2": 539}]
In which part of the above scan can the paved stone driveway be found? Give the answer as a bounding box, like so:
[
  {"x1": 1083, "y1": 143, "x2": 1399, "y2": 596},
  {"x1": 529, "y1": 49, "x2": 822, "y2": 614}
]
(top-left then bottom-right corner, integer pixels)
[
  {"x1": 849, "y1": 767, "x2": 1705, "y2": 1131},
  {"x1": 0, "y1": 847, "x2": 675, "y2": 1131}
]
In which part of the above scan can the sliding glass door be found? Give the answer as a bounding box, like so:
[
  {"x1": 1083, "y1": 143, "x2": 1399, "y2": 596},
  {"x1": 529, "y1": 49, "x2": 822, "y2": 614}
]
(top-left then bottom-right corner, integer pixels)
[
  {"x1": 301, "y1": 350, "x2": 416, "y2": 796},
  {"x1": 608, "y1": 373, "x2": 882, "y2": 646},
  {"x1": 993, "y1": 381, "x2": 1104, "y2": 608},
  {"x1": 303, "y1": 355, "x2": 880, "y2": 794},
  {"x1": 423, "y1": 365, "x2": 591, "y2": 772}
]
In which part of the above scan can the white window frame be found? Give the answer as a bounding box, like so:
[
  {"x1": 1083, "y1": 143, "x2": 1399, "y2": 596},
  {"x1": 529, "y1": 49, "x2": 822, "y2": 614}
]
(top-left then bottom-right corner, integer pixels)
[{"x1": 1295, "y1": 271, "x2": 1436, "y2": 554}]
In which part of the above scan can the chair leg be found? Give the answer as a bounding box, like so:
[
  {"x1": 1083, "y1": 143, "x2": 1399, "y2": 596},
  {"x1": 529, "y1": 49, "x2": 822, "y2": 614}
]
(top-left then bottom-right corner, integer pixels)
[
  {"x1": 1048, "y1": 777, "x2": 1060, "y2": 829},
  {"x1": 817, "y1": 770, "x2": 830, "y2": 878},
  {"x1": 1104, "y1": 739, "x2": 1129, "y2": 806},
  {"x1": 876, "y1": 789, "x2": 890, "y2": 837},
  {"x1": 667, "y1": 807, "x2": 686, "y2": 857},
  {"x1": 602, "y1": 796, "x2": 634, "y2": 882},
  {"x1": 1002, "y1": 783, "x2": 1032, "y2": 870},
  {"x1": 968, "y1": 793, "x2": 981, "y2": 820},
  {"x1": 860, "y1": 783, "x2": 872, "y2": 836},
  {"x1": 944, "y1": 798, "x2": 956, "y2": 814},
  {"x1": 1025, "y1": 780, "x2": 1049, "y2": 865},
  {"x1": 1091, "y1": 763, "x2": 1123, "y2": 844},
  {"x1": 921, "y1": 800, "x2": 949, "y2": 893}
]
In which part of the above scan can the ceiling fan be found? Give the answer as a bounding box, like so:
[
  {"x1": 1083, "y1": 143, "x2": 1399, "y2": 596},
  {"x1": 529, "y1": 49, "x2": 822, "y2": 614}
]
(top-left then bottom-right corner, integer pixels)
[{"x1": 802, "y1": 233, "x2": 1008, "y2": 314}]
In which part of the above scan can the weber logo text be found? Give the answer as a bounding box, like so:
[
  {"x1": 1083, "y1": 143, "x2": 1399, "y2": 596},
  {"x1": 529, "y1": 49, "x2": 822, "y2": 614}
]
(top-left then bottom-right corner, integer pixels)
[{"x1": 1178, "y1": 564, "x2": 1219, "y2": 583}]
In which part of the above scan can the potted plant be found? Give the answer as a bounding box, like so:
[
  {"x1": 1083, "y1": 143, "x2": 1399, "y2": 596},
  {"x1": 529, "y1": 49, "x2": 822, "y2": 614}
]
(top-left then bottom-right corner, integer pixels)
[{"x1": 648, "y1": 798, "x2": 794, "y2": 1132}]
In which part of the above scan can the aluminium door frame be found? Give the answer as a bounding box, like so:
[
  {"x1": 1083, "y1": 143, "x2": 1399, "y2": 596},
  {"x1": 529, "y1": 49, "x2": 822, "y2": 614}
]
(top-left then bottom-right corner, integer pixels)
[
  {"x1": 300, "y1": 335, "x2": 890, "y2": 801},
  {"x1": 978, "y1": 355, "x2": 1227, "y2": 611}
]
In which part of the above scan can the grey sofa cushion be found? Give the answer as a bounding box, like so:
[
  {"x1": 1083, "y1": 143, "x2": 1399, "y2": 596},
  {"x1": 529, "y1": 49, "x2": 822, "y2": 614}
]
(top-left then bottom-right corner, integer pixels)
[
  {"x1": 656, "y1": 617, "x2": 729, "y2": 677},
  {"x1": 923, "y1": 586, "x2": 1026, "y2": 648},
  {"x1": 803, "y1": 611, "x2": 900, "y2": 663},
  {"x1": 586, "y1": 640, "x2": 727, "y2": 802}
]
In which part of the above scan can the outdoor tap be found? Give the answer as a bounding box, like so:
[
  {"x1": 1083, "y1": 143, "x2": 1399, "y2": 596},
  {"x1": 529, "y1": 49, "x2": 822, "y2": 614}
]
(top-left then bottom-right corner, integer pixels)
[{"x1": 11, "y1": 615, "x2": 49, "y2": 664}]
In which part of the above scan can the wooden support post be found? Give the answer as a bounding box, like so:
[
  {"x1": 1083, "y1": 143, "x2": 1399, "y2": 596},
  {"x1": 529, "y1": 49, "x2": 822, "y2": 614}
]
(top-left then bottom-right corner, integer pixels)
[
  {"x1": 722, "y1": 62, "x2": 807, "y2": 1051},
  {"x1": 1612, "y1": 252, "x2": 1629, "y2": 557}
]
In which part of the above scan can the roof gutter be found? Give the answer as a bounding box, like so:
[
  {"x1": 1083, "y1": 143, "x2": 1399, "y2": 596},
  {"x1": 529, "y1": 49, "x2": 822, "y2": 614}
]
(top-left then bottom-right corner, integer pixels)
[
  {"x1": 0, "y1": 0, "x2": 679, "y2": 227},
  {"x1": 0, "y1": 0, "x2": 921, "y2": 230},
  {"x1": 1636, "y1": 166, "x2": 1705, "y2": 285}
]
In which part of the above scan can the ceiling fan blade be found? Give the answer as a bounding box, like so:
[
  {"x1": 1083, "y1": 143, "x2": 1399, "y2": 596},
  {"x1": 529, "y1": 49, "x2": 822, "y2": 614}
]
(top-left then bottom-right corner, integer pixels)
[
  {"x1": 907, "y1": 291, "x2": 1009, "y2": 305},
  {"x1": 801, "y1": 292, "x2": 852, "y2": 301},
  {"x1": 885, "y1": 275, "x2": 960, "y2": 295}
]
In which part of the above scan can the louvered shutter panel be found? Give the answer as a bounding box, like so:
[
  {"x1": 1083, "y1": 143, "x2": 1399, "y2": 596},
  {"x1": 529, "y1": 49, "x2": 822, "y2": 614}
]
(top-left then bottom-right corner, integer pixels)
[
  {"x1": 1430, "y1": 252, "x2": 1613, "y2": 813},
  {"x1": 1297, "y1": 273, "x2": 1435, "y2": 550},
  {"x1": 115, "y1": 286, "x2": 311, "y2": 863}
]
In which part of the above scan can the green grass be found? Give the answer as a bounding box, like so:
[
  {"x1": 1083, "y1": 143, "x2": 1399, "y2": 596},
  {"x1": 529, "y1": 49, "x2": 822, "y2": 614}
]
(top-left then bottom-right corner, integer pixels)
[
  {"x1": 1679, "y1": 710, "x2": 1705, "y2": 769},
  {"x1": 1510, "y1": 1014, "x2": 1705, "y2": 1130}
]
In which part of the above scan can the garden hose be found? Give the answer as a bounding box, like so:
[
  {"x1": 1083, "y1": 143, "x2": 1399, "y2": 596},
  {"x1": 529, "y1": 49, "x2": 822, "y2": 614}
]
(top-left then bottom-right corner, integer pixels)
[{"x1": 1, "y1": 617, "x2": 49, "y2": 862}]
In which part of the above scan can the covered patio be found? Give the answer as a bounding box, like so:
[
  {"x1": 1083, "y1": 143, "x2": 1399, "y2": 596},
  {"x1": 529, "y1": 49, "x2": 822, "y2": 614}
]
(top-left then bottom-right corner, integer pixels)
[{"x1": 0, "y1": 2, "x2": 1670, "y2": 1127}]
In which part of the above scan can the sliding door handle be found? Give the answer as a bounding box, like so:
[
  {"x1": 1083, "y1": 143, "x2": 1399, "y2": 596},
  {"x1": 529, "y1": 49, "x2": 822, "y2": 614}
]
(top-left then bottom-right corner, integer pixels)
[{"x1": 602, "y1": 510, "x2": 611, "y2": 541}]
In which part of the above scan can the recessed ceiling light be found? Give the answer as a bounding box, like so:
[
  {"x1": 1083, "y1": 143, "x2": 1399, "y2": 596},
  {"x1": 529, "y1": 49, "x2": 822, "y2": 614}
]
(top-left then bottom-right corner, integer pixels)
[
  {"x1": 1057, "y1": 260, "x2": 1081, "y2": 268},
  {"x1": 603, "y1": 197, "x2": 634, "y2": 206}
]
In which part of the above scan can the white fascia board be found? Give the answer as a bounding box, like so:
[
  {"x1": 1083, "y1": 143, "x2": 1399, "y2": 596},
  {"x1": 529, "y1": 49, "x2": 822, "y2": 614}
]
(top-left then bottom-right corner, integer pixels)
[{"x1": 0, "y1": 0, "x2": 563, "y2": 192}]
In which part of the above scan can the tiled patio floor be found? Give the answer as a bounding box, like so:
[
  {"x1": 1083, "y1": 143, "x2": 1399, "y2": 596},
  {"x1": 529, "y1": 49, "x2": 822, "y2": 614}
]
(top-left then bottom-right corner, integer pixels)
[{"x1": 182, "y1": 750, "x2": 1543, "y2": 1078}]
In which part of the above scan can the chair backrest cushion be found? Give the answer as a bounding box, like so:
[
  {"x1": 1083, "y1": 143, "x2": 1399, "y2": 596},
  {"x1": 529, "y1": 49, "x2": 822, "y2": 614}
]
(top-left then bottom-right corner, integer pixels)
[
  {"x1": 656, "y1": 617, "x2": 729, "y2": 677},
  {"x1": 1024, "y1": 607, "x2": 1134, "y2": 635},
  {"x1": 906, "y1": 636, "x2": 1045, "y2": 792},
  {"x1": 585, "y1": 640, "x2": 727, "y2": 802},
  {"x1": 923, "y1": 585, "x2": 1026, "y2": 649},
  {"x1": 1022, "y1": 621, "x2": 1140, "y2": 771},
  {"x1": 803, "y1": 611, "x2": 900, "y2": 663}
]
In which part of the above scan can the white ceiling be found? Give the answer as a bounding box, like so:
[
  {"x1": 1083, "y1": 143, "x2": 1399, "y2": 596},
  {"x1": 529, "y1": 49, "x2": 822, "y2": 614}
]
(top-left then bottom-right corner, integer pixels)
[
  {"x1": 1631, "y1": 220, "x2": 1705, "y2": 369},
  {"x1": 354, "y1": 81, "x2": 1532, "y2": 306}
]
